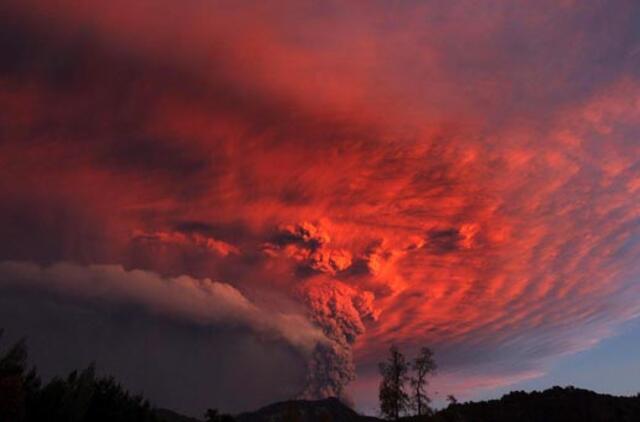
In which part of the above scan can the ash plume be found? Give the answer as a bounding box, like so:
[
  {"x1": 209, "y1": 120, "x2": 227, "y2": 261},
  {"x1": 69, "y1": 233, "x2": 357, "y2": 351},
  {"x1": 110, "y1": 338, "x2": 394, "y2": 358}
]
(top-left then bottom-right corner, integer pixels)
[
  {"x1": 296, "y1": 277, "x2": 378, "y2": 399},
  {"x1": 264, "y1": 222, "x2": 379, "y2": 398},
  {"x1": 0, "y1": 261, "x2": 326, "y2": 355}
]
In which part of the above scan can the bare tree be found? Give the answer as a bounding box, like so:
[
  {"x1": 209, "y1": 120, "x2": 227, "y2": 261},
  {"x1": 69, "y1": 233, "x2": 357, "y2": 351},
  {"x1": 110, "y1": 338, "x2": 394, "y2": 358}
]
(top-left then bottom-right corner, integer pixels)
[
  {"x1": 378, "y1": 345, "x2": 410, "y2": 420},
  {"x1": 410, "y1": 347, "x2": 437, "y2": 416}
]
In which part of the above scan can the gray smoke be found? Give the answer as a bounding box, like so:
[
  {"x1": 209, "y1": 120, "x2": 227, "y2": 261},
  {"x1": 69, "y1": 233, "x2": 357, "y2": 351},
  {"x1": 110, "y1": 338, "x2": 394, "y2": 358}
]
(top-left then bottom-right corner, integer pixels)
[
  {"x1": 263, "y1": 222, "x2": 378, "y2": 399},
  {"x1": 0, "y1": 257, "x2": 379, "y2": 401},
  {"x1": 297, "y1": 277, "x2": 378, "y2": 399},
  {"x1": 0, "y1": 261, "x2": 326, "y2": 355}
]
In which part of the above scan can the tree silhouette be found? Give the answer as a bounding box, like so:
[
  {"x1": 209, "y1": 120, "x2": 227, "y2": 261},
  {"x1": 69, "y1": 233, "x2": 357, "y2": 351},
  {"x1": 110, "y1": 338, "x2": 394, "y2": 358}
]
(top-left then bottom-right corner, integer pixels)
[
  {"x1": 205, "y1": 408, "x2": 235, "y2": 422},
  {"x1": 410, "y1": 347, "x2": 437, "y2": 416},
  {"x1": 0, "y1": 330, "x2": 28, "y2": 421},
  {"x1": 0, "y1": 329, "x2": 158, "y2": 422},
  {"x1": 378, "y1": 345, "x2": 410, "y2": 420},
  {"x1": 447, "y1": 394, "x2": 458, "y2": 406}
]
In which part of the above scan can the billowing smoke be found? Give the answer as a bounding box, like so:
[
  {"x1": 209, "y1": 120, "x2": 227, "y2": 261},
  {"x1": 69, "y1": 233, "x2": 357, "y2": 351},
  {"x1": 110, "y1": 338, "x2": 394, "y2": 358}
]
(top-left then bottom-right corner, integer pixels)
[
  {"x1": 263, "y1": 222, "x2": 380, "y2": 398},
  {"x1": 296, "y1": 277, "x2": 378, "y2": 399},
  {"x1": 0, "y1": 259, "x2": 378, "y2": 401},
  {"x1": 263, "y1": 222, "x2": 353, "y2": 276},
  {"x1": 0, "y1": 261, "x2": 326, "y2": 355}
]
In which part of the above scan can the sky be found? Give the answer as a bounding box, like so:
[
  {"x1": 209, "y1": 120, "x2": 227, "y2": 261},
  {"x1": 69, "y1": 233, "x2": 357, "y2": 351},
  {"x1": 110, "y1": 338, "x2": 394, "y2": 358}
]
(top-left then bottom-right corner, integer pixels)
[{"x1": 1, "y1": 0, "x2": 640, "y2": 417}]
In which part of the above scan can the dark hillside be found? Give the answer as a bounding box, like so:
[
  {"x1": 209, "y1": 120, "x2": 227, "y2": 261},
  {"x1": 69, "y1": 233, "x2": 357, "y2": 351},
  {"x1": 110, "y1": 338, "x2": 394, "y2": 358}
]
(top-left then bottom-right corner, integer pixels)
[
  {"x1": 235, "y1": 387, "x2": 640, "y2": 422},
  {"x1": 236, "y1": 397, "x2": 372, "y2": 422},
  {"x1": 426, "y1": 386, "x2": 640, "y2": 422},
  {"x1": 155, "y1": 408, "x2": 203, "y2": 422}
]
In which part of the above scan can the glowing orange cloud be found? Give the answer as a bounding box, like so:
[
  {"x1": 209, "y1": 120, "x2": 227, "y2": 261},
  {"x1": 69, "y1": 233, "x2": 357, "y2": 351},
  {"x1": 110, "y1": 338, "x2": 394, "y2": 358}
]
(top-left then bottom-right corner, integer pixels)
[{"x1": 1, "y1": 0, "x2": 640, "y2": 407}]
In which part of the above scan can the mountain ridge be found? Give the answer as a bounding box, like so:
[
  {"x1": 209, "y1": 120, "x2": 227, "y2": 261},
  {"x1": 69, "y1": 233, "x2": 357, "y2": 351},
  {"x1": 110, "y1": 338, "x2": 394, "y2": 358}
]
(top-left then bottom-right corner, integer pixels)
[{"x1": 157, "y1": 386, "x2": 640, "y2": 422}]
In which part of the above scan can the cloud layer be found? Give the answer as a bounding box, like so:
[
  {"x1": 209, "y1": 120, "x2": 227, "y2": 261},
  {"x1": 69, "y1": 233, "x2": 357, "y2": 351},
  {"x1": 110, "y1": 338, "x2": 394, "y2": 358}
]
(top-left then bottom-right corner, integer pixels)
[{"x1": 1, "y1": 0, "x2": 640, "y2": 413}]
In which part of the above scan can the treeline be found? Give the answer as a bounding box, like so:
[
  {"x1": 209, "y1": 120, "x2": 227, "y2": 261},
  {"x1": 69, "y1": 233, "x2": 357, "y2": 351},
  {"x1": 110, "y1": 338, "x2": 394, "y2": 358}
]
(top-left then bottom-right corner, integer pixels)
[
  {"x1": 377, "y1": 346, "x2": 640, "y2": 422},
  {"x1": 426, "y1": 387, "x2": 640, "y2": 422},
  {"x1": 5, "y1": 331, "x2": 640, "y2": 422},
  {"x1": 0, "y1": 331, "x2": 159, "y2": 422},
  {"x1": 0, "y1": 331, "x2": 238, "y2": 422}
]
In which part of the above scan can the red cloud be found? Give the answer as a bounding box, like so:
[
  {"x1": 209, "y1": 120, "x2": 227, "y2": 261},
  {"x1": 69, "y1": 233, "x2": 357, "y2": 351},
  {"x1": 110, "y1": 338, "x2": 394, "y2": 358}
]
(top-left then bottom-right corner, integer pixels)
[
  {"x1": 1, "y1": 0, "x2": 640, "y2": 408},
  {"x1": 132, "y1": 230, "x2": 240, "y2": 257}
]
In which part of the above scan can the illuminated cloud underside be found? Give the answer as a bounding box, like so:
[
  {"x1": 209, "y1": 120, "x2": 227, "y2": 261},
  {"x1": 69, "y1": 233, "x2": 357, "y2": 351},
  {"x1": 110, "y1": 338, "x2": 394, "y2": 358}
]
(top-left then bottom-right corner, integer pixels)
[{"x1": 1, "y1": 0, "x2": 640, "y2": 410}]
